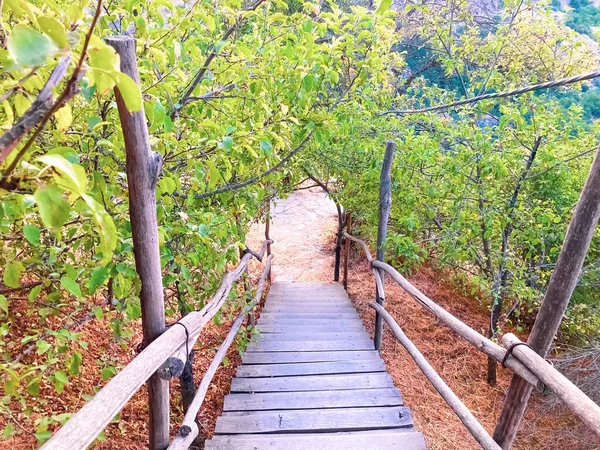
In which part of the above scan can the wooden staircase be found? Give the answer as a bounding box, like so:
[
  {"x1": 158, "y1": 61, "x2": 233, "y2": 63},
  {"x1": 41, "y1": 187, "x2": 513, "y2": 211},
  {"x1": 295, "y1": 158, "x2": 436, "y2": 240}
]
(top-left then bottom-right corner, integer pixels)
[{"x1": 205, "y1": 281, "x2": 426, "y2": 449}]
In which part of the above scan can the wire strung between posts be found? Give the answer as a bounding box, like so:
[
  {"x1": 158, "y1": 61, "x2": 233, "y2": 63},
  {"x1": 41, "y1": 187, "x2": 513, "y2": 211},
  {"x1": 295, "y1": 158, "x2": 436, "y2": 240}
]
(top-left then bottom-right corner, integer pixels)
[{"x1": 382, "y1": 70, "x2": 600, "y2": 116}]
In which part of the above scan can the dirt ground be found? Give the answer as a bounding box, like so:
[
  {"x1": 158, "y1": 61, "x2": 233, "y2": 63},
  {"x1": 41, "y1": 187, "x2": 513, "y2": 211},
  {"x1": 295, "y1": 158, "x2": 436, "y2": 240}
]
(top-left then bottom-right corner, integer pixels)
[{"x1": 4, "y1": 187, "x2": 599, "y2": 449}]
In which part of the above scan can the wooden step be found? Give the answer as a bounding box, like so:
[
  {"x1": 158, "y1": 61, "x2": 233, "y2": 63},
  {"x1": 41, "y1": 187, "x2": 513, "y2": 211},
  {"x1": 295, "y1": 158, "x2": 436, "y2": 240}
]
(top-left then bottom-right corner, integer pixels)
[
  {"x1": 214, "y1": 406, "x2": 414, "y2": 434},
  {"x1": 242, "y1": 350, "x2": 380, "y2": 364},
  {"x1": 236, "y1": 360, "x2": 385, "y2": 377},
  {"x1": 256, "y1": 324, "x2": 365, "y2": 333},
  {"x1": 253, "y1": 332, "x2": 369, "y2": 342},
  {"x1": 230, "y1": 373, "x2": 393, "y2": 393},
  {"x1": 246, "y1": 340, "x2": 374, "y2": 352},
  {"x1": 205, "y1": 431, "x2": 426, "y2": 450},
  {"x1": 223, "y1": 388, "x2": 403, "y2": 411}
]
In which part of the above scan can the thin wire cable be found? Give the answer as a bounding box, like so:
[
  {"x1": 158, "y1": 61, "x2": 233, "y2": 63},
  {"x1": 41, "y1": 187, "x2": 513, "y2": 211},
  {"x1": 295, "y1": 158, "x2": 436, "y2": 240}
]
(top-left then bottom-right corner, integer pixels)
[{"x1": 382, "y1": 70, "x2": 600, "y2": 116}]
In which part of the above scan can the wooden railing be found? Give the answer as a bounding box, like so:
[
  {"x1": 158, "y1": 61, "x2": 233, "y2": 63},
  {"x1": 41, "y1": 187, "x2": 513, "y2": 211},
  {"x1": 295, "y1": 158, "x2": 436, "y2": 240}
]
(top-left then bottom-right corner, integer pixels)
[
  {"x1": 41, "y1": 240, "x2": 273, "y2": 450},
  {"x1": 343, "y1": 231, "x2": 600, "y2": 448}
]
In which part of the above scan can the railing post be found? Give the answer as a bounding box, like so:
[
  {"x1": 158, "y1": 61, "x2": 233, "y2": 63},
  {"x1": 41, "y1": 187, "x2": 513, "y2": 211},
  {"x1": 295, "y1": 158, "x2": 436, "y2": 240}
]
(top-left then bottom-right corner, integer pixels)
[
  {"x1": 105, "y1": 36, "x2": 169, "y2": 450},
  {"x1": 374, "y1": 141, "x2": 395, "y2": 351},
  {"x1": 493, "y1": 146, "x2": 600, "y2": 448},
  {"x1": 343, "y1": 212, "x2": 352, "y2": 290},
  {"x1": 265, "y1": 200, "x2": 272, "y2": 285}
]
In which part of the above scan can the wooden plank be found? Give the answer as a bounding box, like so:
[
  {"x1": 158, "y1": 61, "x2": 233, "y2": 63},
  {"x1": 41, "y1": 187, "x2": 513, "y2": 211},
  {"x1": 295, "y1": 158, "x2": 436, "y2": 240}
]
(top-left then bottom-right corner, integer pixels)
[
  {"x1": 262, "y1": 306, "x2": 355, "y2": 313},
  {"x1": 242, "y1": 350, "x2": 381, "y2": 364},
  {"x1": 230, "y1": 373, "x2": 393, "y2": 392},
  {"x1": 256, "y1": 324, "x2": 365, "y2": 333},
  {"x1": 206, "y1": 431, "x2": 426, "y2": 450},
  {"x1": 260, "y1": 313, "x2": 359, "y2": 320},
  {"x1": 236, "y1": 360, "x2": 384, "y2": 377},
  {"x1": 252, "y1": 332, "x2": 369, "y2": 342},
  {"x1": 223, "y1": 388, "x2": 403, "y2": 411},
  {"x1": 214, "y1": 406, "x2": 413, "y2": 434},
  {"x1": 246, "y1": 340, "x2": 374, "y2": 352},
  {"x1": 257, "y1": 318, "x2": 365, "y2": 326}
]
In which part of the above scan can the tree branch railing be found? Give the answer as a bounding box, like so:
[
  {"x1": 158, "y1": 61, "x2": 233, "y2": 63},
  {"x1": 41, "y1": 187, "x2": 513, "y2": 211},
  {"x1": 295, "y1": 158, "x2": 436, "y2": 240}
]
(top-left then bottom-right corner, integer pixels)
[
  {"x1": 41, "y1": 240, "x2": 273, "y2": 450},
  {"x1": 343, "y1": 231, "x2": 600, "y2": 448}
]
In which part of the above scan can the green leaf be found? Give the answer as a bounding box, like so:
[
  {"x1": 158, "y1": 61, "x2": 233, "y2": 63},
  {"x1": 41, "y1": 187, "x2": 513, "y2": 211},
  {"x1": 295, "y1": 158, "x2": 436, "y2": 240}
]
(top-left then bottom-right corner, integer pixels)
[
  {"x1": 260, "y1": 139, "x2": 272, "y2": 154},
  {"x1": 223, "y1": 136, "x2": 233, "y2": 152},
  {"x1": 101, "y1": 366, "x2": 116, "y2": 380},
  {"x1": 3, "y1": 261, "x2": 23, "y2": 288},
  {"x1": 54, "y1": 371, "x2": 68, "y2": 384},
  {"x1": 34, "y1": 430, "x2": 52, "y2": 442},
  {"x1": 0, "y1": 295, "x2": 7, "y2": 314},
  {"x1": 2, "y1": 423, "x2": 15, "y2": 440},
  {"x1": 69, "y1": 352, "x2": 82, "y2": 375},
  {"x1": 206, "y1": 161, "x2": 221, "y2": 189},
  {"x1": 375, "y1": 0, "x2": 392, "y2": 14},
  {"x1": 28, "y1": 284, "x2": 42, "y2": 302},
  {"x1": 81, "y1": 194, "x2": 117, "y2": 264},
  {"x1": 34, "y1": 185, "x2": 70, "y2": 230},
  {"x1": 7, "y1": 25, "x2": 58, "y2": 67},
  {"x1": 27, "y1": 380, "x2": 40, "y2": 396},
  {"x1": 38, "y1": 154, "x2": 87, "y2": 195},
  {"x1": 23, "y1": 224, "x2": 41, "y2": 246},
  {"x1": 60, "y1": 276, "x2": 82, "y2": 298},
  {"x1": 88, "y1": 267, "x2": 109, "y2": 294},
  {"x1": 38, "y1": 16, "x2": 68, "y2": 48},
  {"x1": 111, "y1": 71, "x2": 143, "y2": 112}
]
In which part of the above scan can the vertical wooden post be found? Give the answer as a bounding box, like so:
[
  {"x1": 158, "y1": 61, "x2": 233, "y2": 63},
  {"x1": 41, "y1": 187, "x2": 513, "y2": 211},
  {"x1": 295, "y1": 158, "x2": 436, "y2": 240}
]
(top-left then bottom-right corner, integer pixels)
[
  {"x1": 493, "y1": 146, "x2": 600, "y2": 448},
  {"x1": 239, "y1": 247, "x2": 254, "y2": 330},
  {"x1": 265, "y1": 200, "x2": 272, "y2": 284},
  {"x1": 105, "y1": 36, "x2": 169, "y2": 450},
  {"x1": 374, "y1": 141, "x2": 395, "y2": 351},
  {"x1": 333, "y1": 203, "x2": 344, "y2": 281},
  {"x1": 343, "y1": 212, "x2": 352, "y2": 290}
]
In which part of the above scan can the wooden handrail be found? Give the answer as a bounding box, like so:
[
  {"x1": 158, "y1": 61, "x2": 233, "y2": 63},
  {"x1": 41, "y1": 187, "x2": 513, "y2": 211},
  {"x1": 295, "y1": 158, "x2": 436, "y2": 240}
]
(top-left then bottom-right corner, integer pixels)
[
  {"x1": 168, "y1": 254, "x2": 273, "y2": 449},
  {"x1": 371, "y1": 259, "x2": 541, "y2": 388},
  {"x1": 345, "y1": 230, "x2": 600, "y2": 446},
  {"x1": 371, "y1": 302, "x2": 501, "y2": 450},
  {"x1": 501, "y1": 334, "x2": 600, "y2": 437},
  {"x1": 41, "y1": 240, "x2": 272, "y2": 450}
]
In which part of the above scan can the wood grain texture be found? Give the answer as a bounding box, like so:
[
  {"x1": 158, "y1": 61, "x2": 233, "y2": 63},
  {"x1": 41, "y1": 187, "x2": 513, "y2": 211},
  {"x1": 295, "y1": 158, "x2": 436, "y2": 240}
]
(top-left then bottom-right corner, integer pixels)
[
  {"x1": 253, "y1": 332, "x2": 369, "y2": 342},
  {"x1": 245, "y1": 340, "x2": 374, "y2": 352},
  {"x1": 236, "y1": 360, "x2": 385, "y2": 377},
  {"x1": 242, "y1": 350, "x2": 380, "y2": 364},
  {"x1": 231, "y1": 373, "x2": 393, "y2": 392},
  {"x1": 256, "y1": 324, "x2": 365, "y2": 333},
  {"x1": 205, "y1": 431, "x2": 426, "y2": 450},
  {"x1": 214, "y1": 406, "x2": 413, "y2": 434},
  {"x1": 223, "y1": 388, "x2": 403, "y2": 411}
]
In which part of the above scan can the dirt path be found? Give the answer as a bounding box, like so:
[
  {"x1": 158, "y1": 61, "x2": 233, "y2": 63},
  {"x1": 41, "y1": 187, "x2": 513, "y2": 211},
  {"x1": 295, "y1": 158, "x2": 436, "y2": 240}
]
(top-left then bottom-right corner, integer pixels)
[{"x1": 246, "y1": 187, "x2": 339, "y2": 282}]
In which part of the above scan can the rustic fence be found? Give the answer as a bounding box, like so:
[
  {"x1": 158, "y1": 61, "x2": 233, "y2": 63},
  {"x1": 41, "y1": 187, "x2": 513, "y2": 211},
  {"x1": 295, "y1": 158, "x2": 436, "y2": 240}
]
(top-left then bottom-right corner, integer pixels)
[
  {"x1": 341, "y1": 141, "x2": 600, "y2": 449},
  {"x1": 41, "y1": 240, "x2": 273, "y2": 450}
]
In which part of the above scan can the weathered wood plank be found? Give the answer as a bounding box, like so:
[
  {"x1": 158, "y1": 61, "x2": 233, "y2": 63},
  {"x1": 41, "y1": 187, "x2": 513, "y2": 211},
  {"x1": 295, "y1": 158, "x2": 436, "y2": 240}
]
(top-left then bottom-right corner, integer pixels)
[
  {"x1": 236, "y1": 360, "x2": 385, "y2": 377},
  {"x1": 230, "y1": 373, "x2": 393, "y2": 392},
  {"x1": 257, "y1": 318, "x2": 365, "y2": 326},
  {"x1": 214, "y1": 406, "x2": 413, "y2": 434},
  {"x1": 256, "y1": 324, "x2": 365, "y2": 333},
  {"x1": 260, "y1": 313, "x2": 359, "y2": 320},
  {"x1": 262, "y1": 306, "x2": 356, "y2": 314},
  {"x1": 223, "y1": 388, "x2": 403, "y2": 411},
  {"x1": 205, "y1": 431, "x2": 426, "y2": 450},
  {"x1": 246, "y1": 340, "x2": 374, "y2": 352},
  {"x1": 252, "y1": 332, "x2": 369, "y2": 342},
  {"x1": 242, "y1": 350, "x2": 380, "y2": 364}
]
